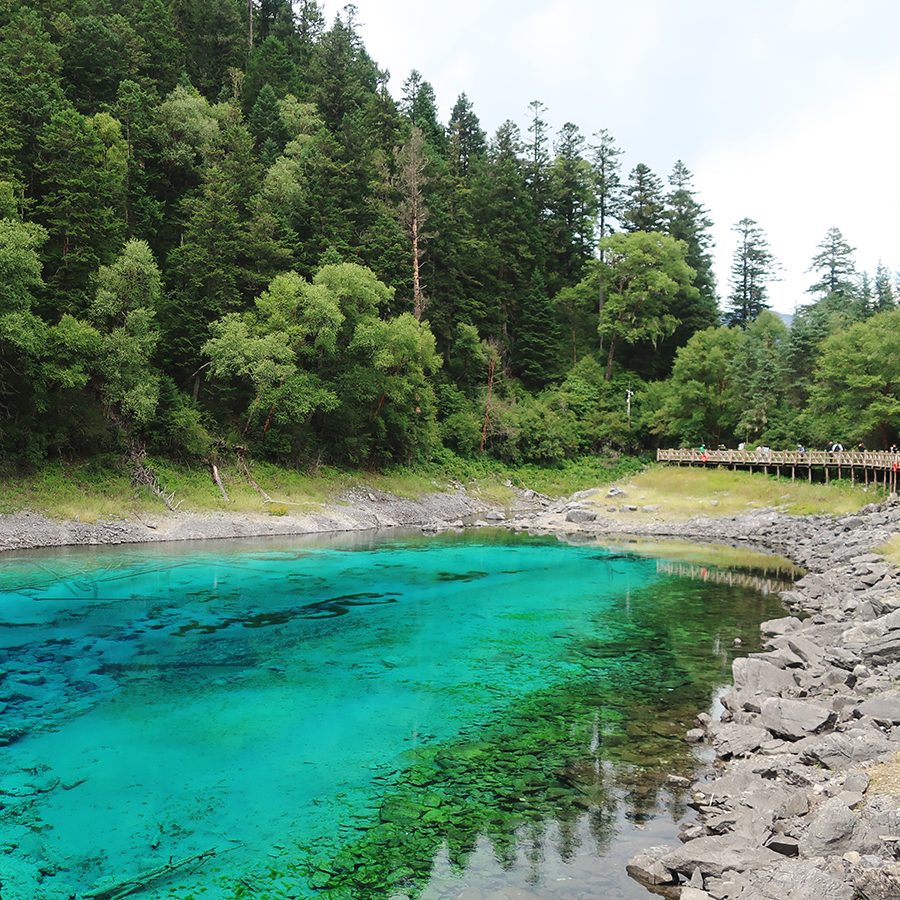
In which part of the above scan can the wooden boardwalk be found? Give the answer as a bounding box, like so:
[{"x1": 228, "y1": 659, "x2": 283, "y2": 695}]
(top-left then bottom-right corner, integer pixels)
[{"x1": 657, "y1": 448, "x2": 900, "y2": 491}]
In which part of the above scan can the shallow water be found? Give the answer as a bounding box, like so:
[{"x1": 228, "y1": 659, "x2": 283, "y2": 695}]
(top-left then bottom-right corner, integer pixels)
[{"x1": 0, "y1": 530, "x2": 789, "y2": 899}]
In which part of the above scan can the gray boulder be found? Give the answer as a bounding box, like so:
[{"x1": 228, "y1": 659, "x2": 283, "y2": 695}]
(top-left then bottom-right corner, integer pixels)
[
  {"x1": 797, "y1": 727, "x2": 896, "y2": 769},
  {"x1": 850, "y1": 863, "x2": 900, "y2": 900},
  {"x1": 760, "y1": 616, "x2": 802, "y2": 637},
  {"x1": 857, "y1": 692, "x2": 900, "y2": 724},
  {"x1": 661, "y1": 835, "x2": 783, "y2": 878},
  {"x1": 729, "y1": 658, "x2": 796, "y2": 712},
  {"x1": 711, "y1": 722, "x2": 770, "y2": 758},
  {"x1": 738, "y1": 859, "x2": 856, "y2": 900},
  {"x1": 564, "y1": 508, "x2": 596, "y2": 524},
  {"x1": 759, "y1": 697, "x2": 835, "y2": 740},
  {"x1": 798, "y1": 796, "x2": 861, "y2": 857},
  {"x1": 624, "y1": 845, "x2": 677, "y2": 885}
]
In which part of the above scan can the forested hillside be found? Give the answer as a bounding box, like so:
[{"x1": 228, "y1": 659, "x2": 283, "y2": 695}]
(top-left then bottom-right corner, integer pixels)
[{"x1": 1, "y1": 0, "x2": 897, "y2": 472}]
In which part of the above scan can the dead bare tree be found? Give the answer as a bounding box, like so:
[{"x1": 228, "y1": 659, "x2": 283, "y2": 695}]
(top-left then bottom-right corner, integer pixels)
[{"x1": 393, "y1": 127, "x2": 429, "y2": 320}]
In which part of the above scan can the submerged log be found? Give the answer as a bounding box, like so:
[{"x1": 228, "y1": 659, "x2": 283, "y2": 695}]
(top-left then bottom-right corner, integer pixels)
[{"x1": 84, "y1": 847, "x2": 217, "y2": 900}]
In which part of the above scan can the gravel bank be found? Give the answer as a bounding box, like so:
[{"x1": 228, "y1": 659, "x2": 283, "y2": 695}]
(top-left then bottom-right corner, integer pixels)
[
  {"x1": 0, "y1": 486, "x2": 504, "y2": 554},
  {"x1": 515, "y1": 490, "x2": 900, "y2": 899}
]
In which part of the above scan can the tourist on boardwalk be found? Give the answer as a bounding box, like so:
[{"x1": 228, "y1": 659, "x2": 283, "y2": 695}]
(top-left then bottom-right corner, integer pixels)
[
  {"x1": 890, "y1": 443, "x2": 898, "y2": 453},
  {"x1": 857, "y1": 441, "x2": 866, "y2": 452},
  {"x1": 831, "y1": 441, "x2": 844, "y2": 452},
  {"x1": 796, "y1": 443, "x2": 806, "y2": 454}
]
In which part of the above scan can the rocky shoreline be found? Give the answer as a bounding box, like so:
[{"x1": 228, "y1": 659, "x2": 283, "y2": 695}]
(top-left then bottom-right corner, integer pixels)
[
  {"x1": 518, "y1": 491, "x2": 900, "y2": 899},
  {"x1": 3, "y1": 486, "x2": 900, "y2": 898}
]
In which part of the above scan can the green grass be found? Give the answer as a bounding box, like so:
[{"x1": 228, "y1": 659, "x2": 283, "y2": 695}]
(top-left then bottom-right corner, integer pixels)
[
  {"x1": 0, "y1": 453, "x2": 643, "y2": 521},
  {"x1": 594, "y1": 466, "x2": 884, "y2": 521},
  {"x1": 875, "y1": 535, "x2": 900, "y2": 566},
  {"x1": 0, "y1": 454, "x2": 878, "y2": 523}
]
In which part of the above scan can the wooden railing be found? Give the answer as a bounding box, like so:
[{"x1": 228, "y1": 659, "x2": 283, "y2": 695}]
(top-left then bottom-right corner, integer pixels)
[{"x1": 657, "y1": 448, "x2": 900, "y2": 470}]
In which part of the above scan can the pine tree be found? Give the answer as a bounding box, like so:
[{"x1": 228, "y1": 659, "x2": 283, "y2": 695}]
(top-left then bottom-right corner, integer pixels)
[
  {"x1": 170, "y1": 0, "x2": 244, "y2": 98},
  {"x1": 249, "y1": 83, "x2": 288, "y2": 164},
  {"x1": 446, "y1": 93, "x2": 486, "y2": 179},
  {"x1": 514, "y1": 270, "x2": 559, "y2": 388},
  {"x1": 664, "y1": 160, "x2": 715, "y2": 303},
  {"x1": 400, "y1": 70, "x2": 445, "y2": 152},
  {"x1": 36, "y1": 107, "x2": 127, "y2": 314},
  {"x1": 114, "y1": 80, "x2": 164, "y2": 241},
  {"x1": 873, "y1": 262, "x2": 896, "y2": 312},
  {"x1": 546, "y1": 122, "x2": 596, "y2": 291},
  {"x1": 725, "y1": 218, "x2": 777, "y2": 327},
  {"x1": 590, "y1": 128, "x2": 623, "y2": 246},
  {"x1": 621, "y1": 163, "x2": 664, "y2": 232},
  {"x1": 807, "y1": 226, "x2": 857, "y2": 300},
  {"x1": 0, "y1": 8, "x2": 65, "y2": 187},
  {"x1": 135, "y1": 0, "x2": 184, "y2": 95}
]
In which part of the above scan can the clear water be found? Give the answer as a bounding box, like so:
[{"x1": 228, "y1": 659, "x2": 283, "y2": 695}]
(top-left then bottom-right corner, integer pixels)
[{"x1": 0, "y1": 530, "x2": 789, "y2": 899}]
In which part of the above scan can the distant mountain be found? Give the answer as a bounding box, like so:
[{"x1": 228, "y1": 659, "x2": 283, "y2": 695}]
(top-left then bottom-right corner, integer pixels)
[{"x1": 776, "y1": 311, "x2": 794, "y2": 327}]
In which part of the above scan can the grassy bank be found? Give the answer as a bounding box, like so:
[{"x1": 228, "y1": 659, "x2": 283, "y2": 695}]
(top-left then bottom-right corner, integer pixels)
[
  {"x1": 0, "y1": 454, "x2": 646, "y2": 522},
  {"x1": 590, "y1": 466, "x2": 885, "y2": 520},
  {"x1": 0, "y1": 455, "x2": 882, "y2": 523}
]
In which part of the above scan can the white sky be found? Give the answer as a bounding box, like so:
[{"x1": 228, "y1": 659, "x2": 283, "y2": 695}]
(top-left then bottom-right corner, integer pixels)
[{"x1": 324, "y1": 0, "x2": 900, "y2": 314}]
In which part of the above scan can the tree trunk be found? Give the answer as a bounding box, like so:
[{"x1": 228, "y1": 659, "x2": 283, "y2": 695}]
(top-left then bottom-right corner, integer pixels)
[
  {"x1": 210, "y1": 462, "x2": 230, "y2": 502},
  {"x1": 412, "y1": 212, "x2": 424, "y2": 320},
  {"x1": 604, "y1": 334, "x2": 618, "y2": 381},
  {"x1": 480, "y1": 355, "x2": 496, "y2": 452}
]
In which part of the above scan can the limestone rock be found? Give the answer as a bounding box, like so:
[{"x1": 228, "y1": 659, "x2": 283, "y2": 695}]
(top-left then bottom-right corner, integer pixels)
[
  {"x1": 759, "y1": 697, "x2": 835, "y2": 740},
  {"x1": 624, "y1": 845, "x2": 677, "y2": 886},
  {"x1": 857, "y1": 693, "x2": 900, "y2": 724},
  {"x1": 738, "y1": 859, "x2": 856, "y2": 900},
  {"x1": 711, "y1": 722, "x2": 770, "y2": 759},
  {"x1": 564, "y1": 509, "x2": 596, "y2": 524},
  {"x1": 798, "y1": 797, "x2": 861, "y2": 857},
  {"x1": 729, "y1": 658, "x2": 796, "y2": 711},
  {"x1": 760, "y1": 616, "x2": 802, "y2": 637},
  {"x1": 660, "y1": 835, "x2": 783, "y2": 878},
  {"x1": 850, "y1": 861, "x2": 900, "y2": 900},
  {"x1": 798, "y1": 728, "x2": 896, "y2": 769}
]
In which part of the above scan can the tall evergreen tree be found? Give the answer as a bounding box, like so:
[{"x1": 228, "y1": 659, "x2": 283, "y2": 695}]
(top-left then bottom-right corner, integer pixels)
[
  {"x1": 807, "y1": 226, "x2": 857, "y2": 300},
  {"x1": 135, "y1": 0, "x2": 184, "y2": 95},
  {"x1": 590, "y1": 128, "x2": 623, "y2": 247},
  {"x1": 873, "y1": 262, "x2": 896, "y2": 312},
  {"x1": 446, "y1": 93, "x2": 486, "y2": 179},
  {"x1": 0, "y1": 8, "x2": 66, "y2": 189},
  {"x1": 546, "y1": 122, "x2": 596, "y2": 291},
  {"x1": 664, "y1": 161, "x2": 715, "y2": 303},
  {"x1": 59, "y1": 14, "x2": 146, "y2": 112},
  {"x1": 400, "y1": 70, "x2": 445, "y2": 151},
  {"x1": 621, "y1": 163, "x2": 664, "y2": 232},
  {"x1": 725, "y1": 218, "x2": 777, "y2": 327},
  {"x1": 36, "y1": 107, "x2": 127, "y2": 314},
  {"x1": 249, "y1": 82, "x2": 289, "y2": 164},
  {"x1": 514, "y1": 269, "x2": 559, "y2": 388},
  {"x1": 170, "y1": 0, "x2": 244, "y2": 98},
  {"x1": 524, "y1": 99, "x2": 551, "y2": 214}
]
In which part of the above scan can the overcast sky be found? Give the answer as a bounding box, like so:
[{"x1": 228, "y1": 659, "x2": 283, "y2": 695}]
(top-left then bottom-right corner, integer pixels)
[{"x1": 323, "y1": 0, "x2": 900, "y2": 314}]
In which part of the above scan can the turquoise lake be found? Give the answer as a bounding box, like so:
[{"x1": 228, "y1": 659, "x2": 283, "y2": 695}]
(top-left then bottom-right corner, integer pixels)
[{"x1": 0, "y1": 530, "x2": 792, "y2": 899}]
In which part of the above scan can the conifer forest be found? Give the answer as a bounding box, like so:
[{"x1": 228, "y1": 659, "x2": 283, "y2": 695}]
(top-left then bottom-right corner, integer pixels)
[{"x1": 2, "y1": 0, "x2": 898, "y2": 473}]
